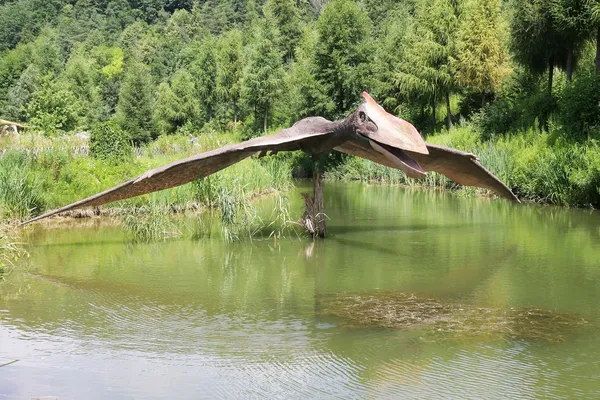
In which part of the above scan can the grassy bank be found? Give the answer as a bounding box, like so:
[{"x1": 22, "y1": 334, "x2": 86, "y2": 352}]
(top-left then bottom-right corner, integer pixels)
[
  {"x1": 328, "y1": 125, "x2": 600, "y2": 208},
  {"x1": 0, "y1": 132, "x2": 294, "y2": 221},
  {"x1": 0, "y1": 132, "x2": 298, "y2": 243},
  {"x1": 3, "y1": 124, "x2": 600, "y2": 241}
]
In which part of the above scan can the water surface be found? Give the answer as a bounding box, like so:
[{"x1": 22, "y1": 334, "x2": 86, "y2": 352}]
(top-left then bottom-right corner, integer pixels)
[{"x1": 2, "y1": 183, "x2": 600, "y2": 399}]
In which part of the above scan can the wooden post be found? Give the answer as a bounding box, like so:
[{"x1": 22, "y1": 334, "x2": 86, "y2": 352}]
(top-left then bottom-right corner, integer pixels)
[{"x1": 301, "y1": 171, "x2": 326, "y2": 238}]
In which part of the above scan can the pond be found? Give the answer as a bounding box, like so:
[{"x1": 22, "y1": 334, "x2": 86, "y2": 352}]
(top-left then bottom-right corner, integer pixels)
[{"x1": 2, "y1": 182, "x2": 600, "y2": 399}]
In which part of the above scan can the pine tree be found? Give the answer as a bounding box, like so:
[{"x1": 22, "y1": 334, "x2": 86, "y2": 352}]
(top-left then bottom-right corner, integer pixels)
[
  {"x1": 242, "y1": 17, "x2": 285, "y2": 134},
  {"x1": 314, "y1": 0, "x2": 373, "y2": 118},
  {"x1": 285, "y1": 25, "x2": 334, "y2": 122},
  {"x1": 116, "y1": 62, "x2": 155, "y2": 143},
  {"x1": 264, "y1": 0, "x2": 302, "y2": 61},
  {"x1": 216, "y1": 29, "x2": 244, "y2": 124},
  {"x1": 189, "y1": 37, "x2": 218, "y2": 124},
  {"x1": 64, "y1": 49, "x2": 103, "y2": 127},
  {"x1": 372, "y1": 8, "x2": 413, "y2": 115},
  {"x1": 395, "y1": 0, "x2": 462, "y2": 129},
  {"x1": 153, "y1": 69, "x2": 199, "y2": 134}
]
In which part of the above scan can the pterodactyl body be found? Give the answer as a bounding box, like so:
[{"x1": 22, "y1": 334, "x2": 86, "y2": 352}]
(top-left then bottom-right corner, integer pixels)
[{"x1": 22, "y1": 93, "x2": 518, "y2": 226}]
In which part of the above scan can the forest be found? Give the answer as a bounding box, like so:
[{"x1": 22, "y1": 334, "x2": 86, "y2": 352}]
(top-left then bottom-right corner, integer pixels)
[{"x1": 2, "y1": 0, "x2": 600, "y2": 217}]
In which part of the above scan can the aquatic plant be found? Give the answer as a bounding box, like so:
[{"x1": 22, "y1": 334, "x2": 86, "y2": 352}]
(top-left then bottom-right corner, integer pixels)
[
  {"x1": 318, "y1": 292, "x2": 589, "y2": 343},
  {"x1": 121, "y1": 204, "x2": 181, "y2": 243},
  {"x1": 0, "y1": 224, "x2": 26, "y2": 279}
]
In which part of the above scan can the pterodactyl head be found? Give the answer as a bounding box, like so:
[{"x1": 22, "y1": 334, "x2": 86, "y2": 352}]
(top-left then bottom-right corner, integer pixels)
[{"x1": 351, "y1": 92, "x2": 428, "y2": 179}]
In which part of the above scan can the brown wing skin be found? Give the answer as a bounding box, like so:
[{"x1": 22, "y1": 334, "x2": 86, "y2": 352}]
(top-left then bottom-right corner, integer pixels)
[
  {"x1": 22, "y1": 130, "x2": 333, "y2": 225},
  {"x1": 335, "y1": 141, "x2": 519, "y2": 202}
]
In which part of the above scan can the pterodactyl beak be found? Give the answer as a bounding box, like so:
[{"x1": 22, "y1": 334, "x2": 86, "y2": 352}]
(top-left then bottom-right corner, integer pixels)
[{"x1": 361, "y1": 92, "x2": 428, "y2": 179}]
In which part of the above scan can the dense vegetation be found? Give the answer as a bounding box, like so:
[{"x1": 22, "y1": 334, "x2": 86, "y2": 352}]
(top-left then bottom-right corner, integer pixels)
[{"x1": 1, "y1": 0, "x2": 600, "y2": 220}]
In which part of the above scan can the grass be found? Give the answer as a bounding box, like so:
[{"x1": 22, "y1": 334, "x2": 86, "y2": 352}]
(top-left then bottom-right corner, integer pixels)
[
  {"x1": 4, "y1": 124, "x2": 600, "y2": 244},
  {"x1": 0, "y1": 224, "x2": 26, "y2": 279},
  {"x1": 329, "y1": 124, "x2": 600, "y2": 208},
  {"x1": 121, "y1": 204, "x2": 182, "y2": 243}
]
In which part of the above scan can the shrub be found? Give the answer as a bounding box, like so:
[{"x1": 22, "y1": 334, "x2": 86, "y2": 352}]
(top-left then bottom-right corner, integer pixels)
[
  {"x1": 558, "y1": 71, "x2": 600, "y2": 140},
  {"x1": 89, "y1": 121, "x2": 132, "y2": 163}
]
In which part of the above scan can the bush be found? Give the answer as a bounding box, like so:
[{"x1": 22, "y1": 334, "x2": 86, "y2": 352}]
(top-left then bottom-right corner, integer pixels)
[
  {"x1": 558, "y1": 71, "x2": 600, "y2": 140},
  {"x1": 89, "y1": 121, "x2": 132, "y2": 163}
]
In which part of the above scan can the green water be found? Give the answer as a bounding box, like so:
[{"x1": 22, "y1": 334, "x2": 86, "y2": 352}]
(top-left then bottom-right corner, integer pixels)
[{"x1": 2, "y1": 182, "x2": 600, "y2": 399}]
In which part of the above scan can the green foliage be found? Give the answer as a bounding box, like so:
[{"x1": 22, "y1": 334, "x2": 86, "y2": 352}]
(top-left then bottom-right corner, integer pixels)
[
  {"x1": 242, "y1": 16, "x2": 285, "y2": 134},
  {"x1": 264, "y1": 0, "x2": 302, "y2": 61},
  {"x1": 116, "y1": 62, "x2": 155, "y2": 143},
  {"x1": 153, "y1": 69, "x2": 200, "y2": 134},
  {"x1": 90, "y1": 121, "x2": 133, "y2": 163},
  {"x1": 188, "y1": 38, "x2": 218, "y2": 123},
  {"x1": 510, "y1": 0, "x2": 559, "y2": 75},
  {"x1": 557, "y1": 70, "x2": 600, "y2": 140},
  {"x1": 122, "y1": 204, "x2": 181, "y2": 242},
  {"x1": 6, "y1": 64, "x2": 40, "y2": 121},
  {"x1": 285, "y1": 26, "x2": 334, "y2": 122},
  {"x1": 0, "y1": 151, "x2": 45, "y2": 219},
  {"x1": 0, "y1": 0, "x2": 600, "y2": 212},
  {"x1": 216, "y1": 29, "x2": 244, "y2": 125},
  {"x1": 314, "y1": 0, "x2": 372, "y2": 117},
  {"x1": 64, "y1": 49, "x2": 103, "y2": 126},
  {"x1": 453, "y1": 0, "x2": 510, "y2": 94},
  {"x1": 26, "y1": 76, "x2": 82, "y2": 135}
]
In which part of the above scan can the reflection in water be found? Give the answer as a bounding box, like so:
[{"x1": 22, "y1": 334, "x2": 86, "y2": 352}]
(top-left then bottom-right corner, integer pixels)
[{"x1": 1, "y1": 182, "x2": 600, "y2": 399}]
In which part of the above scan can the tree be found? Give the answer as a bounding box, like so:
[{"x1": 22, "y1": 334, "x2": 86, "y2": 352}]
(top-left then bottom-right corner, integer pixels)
[
  {"x1": 510, "y1": 0, "x2": 562, "y2": 92},
  {"x1": 153, "y1": 69, "x2": 199, "y2": 134},
  {"x1": 216, "y1": 29, "x2": 244, "y2": 124},
  {"x1": 314, "y1": 0, "x2": 373, "y2": 118},
  {"x1": 242, "y1": 17, "x2": 285, "y2": 134},
  {"x1": 6, "y1": 65, "x2": 41, "y2": 121},
  {"x1": 26, "y1": 76, "x2": 82, "y2": 134},
  {"x1": 116, "y1": 62, "x2": 155, "y2": 143},
  {"x1": 452, "y1": 0, "x2": 510, "y2": 103},
  {"x1": 550, "y1": 0, "x2": 594, "y2": 82},
  {"x1": 264, "y1": 0, "x2": 302, "y2": 61},
  {"x1": 396, "y1": 0, "x2": 462, "y2": 129},
  {"x1": 93, "y1": 46, "x2": 125, "y2": 118},
  {"x1": 285, "y1": 26, "x2": 334, "y2": 122},
  {"x1": 592, "y1": 1, "x2": 600, "y2": 72},
  {"x1": 64, "y1": 49, "x2": 103, "y2": 127},
  {"x1": 372, "y1": 8, "x2": 413, "y2": 115},
  {"x1": 188, "y1": 37, "x2": 218, "y2": 124}
]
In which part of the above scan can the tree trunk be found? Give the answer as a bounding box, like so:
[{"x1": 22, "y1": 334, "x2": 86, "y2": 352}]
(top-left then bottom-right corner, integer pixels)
[
  {"x1": 263, "y1": 102, "x2": 269, "y2": 134},
  {"x1": 431, "y1": 95, "x2": 436, "y2": 129},
  {"x1": 566, "y1": 44, "x2": 574, "y2": 83},
  {"x1": 445, "y1": 92, "x2": 453, "y2": 130},
  {"x1": 548, "y1": 54, "x2": 555, "y2": 95},
  {"x1": 301, "y1": 171, "x2": 326, "y2": 238},
  {"x1": 596, "y1": 27, "x2": 600, "y2": 73},
  {"x1": 542, "y1": 55, "x2": 555, "y2": 132}
]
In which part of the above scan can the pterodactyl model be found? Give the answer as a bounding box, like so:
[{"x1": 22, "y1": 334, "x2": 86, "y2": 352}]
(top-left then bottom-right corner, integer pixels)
[{"x1": 22, "y1": 93, "x2": 519, "y2": 235}]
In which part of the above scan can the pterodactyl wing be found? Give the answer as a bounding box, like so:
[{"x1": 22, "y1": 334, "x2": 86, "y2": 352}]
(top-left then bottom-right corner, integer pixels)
[
  {"x1": 22, "y1": 129, "x2": 332, "y2": 225},
  {"x1": 335, "y1": 142, "x2": 519, "y2": 202}
]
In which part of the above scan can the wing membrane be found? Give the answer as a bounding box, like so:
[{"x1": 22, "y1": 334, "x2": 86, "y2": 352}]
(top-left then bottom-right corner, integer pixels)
[{"x1": 22, "y1": 131, "x2": 331, "y2": 225}]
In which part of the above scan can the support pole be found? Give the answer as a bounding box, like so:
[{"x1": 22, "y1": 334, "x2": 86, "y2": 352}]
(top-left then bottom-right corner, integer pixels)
[{"x1": 301, "y1": 171, "x2": 326, "y2": 238}]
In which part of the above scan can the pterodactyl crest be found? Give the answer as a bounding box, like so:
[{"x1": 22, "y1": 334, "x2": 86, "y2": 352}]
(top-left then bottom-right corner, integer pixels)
[{"x1": 22, "y1": 92, "x2": 518, "y2": 225}]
